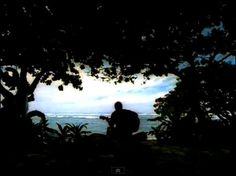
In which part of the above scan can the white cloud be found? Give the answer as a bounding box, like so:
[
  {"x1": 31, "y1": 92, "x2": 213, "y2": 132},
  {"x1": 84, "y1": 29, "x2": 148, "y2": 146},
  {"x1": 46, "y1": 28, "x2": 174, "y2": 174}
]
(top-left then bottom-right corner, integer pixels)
[{"x1": 29, "y1": 73, "x2": 177, "y2": 114}]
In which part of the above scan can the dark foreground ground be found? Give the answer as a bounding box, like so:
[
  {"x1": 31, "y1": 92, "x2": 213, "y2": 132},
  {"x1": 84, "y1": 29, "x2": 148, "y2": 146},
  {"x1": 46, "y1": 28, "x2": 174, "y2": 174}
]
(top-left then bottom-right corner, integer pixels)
[{"x1": 5, "y1": 135, "x2": 234, "y2": 176}]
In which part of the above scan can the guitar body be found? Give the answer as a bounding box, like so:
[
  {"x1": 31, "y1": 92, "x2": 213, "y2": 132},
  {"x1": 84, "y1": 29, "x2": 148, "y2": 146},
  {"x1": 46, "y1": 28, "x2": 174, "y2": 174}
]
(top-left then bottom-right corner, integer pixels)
[
  {"x1": 100, "y1": 112, "x2": 140, "y2": 137},
  {"x1": 100, "y1": 114, "x2": 146, "y2": 140}
]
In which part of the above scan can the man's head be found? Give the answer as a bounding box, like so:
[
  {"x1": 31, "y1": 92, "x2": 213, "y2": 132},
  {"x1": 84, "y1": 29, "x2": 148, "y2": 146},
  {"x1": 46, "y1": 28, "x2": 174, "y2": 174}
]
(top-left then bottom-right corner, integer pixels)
[{"x1": 114, "y1": 101, "x2": 123, "y2": 110}]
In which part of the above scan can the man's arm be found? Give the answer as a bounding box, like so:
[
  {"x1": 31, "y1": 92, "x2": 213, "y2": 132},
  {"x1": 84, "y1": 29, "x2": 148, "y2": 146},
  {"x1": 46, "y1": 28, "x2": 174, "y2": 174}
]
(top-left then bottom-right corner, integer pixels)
[{"x1": 100, "y1": 115, "x2": 114, "y2": 127}]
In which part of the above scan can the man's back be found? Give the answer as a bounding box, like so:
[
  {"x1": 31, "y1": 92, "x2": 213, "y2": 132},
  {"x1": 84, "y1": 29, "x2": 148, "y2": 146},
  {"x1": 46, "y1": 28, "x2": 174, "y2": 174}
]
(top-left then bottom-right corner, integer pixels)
[{"x1": 111, "y1": 109, "x2": 140, "y2": 138}]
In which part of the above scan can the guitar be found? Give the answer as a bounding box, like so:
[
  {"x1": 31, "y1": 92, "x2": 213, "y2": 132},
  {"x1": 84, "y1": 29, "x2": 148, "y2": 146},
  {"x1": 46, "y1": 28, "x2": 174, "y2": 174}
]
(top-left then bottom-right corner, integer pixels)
[
  {"x1": 100, "y1": 115, "x2": 146, "y2": 140},
  {"x1": 99, "y1": 115, "x2": 109, "y2": 121},
  {"x1": 99, "y1": 116, "x2": 113, "y2": 126},
  {"x1": 99, "y1": 115, "x2": 114, "y2": 136}
]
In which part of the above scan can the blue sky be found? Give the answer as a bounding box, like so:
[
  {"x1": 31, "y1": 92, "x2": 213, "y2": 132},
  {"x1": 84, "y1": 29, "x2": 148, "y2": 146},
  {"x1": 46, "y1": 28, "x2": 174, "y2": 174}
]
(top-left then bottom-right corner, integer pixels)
[{"x1": 29, "y1": 73, "x2": 178, "y2": 115}]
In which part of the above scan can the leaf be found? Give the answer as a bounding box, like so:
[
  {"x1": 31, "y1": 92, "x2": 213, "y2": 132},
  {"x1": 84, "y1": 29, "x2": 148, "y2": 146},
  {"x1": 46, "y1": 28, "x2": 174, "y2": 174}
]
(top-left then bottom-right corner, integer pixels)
[
  {"x1": 58, "y1": 85, "x2": 63, "y2": 91},
  {"x1": 45, "y1": 80, "x2": 52, "y2": 85},
  {"x1": 80, "y1": 64, "x2": 85, "y2": 70},
  {"x1": 56, "y1": 123, "x2": 63, "y2": 132}
]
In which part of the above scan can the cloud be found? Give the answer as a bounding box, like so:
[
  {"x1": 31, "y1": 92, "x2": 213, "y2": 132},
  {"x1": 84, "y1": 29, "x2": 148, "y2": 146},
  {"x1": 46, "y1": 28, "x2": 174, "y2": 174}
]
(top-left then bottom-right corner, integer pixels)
[{"x1": 29, "y1": 74, "x2": 177, "y2": 114}]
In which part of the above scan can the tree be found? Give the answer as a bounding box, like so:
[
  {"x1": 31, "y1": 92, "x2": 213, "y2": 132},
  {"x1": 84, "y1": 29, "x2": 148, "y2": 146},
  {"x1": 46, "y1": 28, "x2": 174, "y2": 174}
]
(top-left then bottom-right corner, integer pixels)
[
  {"x1": 137, "y1": 1, "x2": 236, "y2": 144},
  {"x1": 1, "y1": 1, "x2": 235, "y2": 123},
  {"x1": 151, "y1": 61, "x2": 235, "y2": 145},
  {"x1": 0, "y1": 1, "x2": 87, "y2": 118}
]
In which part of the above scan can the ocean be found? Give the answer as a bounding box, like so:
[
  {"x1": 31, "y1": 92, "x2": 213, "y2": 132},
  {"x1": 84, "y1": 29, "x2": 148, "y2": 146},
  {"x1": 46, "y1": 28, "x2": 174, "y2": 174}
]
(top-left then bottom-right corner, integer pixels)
[{"x1": 43, "y1": 113, "x2": 159, "y2": 140}]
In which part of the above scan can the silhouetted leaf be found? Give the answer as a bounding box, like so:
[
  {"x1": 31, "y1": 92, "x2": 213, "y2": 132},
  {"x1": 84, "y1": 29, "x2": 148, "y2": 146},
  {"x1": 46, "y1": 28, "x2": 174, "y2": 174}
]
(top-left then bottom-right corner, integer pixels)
[{"x1": 58, "y1": 85, "x2": 63, "y2": 91}]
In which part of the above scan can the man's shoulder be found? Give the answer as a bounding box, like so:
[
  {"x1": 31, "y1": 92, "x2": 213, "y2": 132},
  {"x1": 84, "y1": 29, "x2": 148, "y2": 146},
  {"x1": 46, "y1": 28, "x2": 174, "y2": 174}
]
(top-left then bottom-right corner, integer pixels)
[
  {"x1": 123, "y1": 109, "x2": 138, "y2": 116},
  {"x1": 111, "y1": 111, "x2": 118, "y2": 117}
]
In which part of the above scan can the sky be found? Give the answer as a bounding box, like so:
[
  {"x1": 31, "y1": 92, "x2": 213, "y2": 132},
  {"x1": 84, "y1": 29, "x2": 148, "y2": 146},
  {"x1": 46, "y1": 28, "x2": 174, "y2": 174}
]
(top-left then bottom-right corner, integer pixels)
[{"x1": 29, "y1": 73, "x2": 178, "y2": 115}]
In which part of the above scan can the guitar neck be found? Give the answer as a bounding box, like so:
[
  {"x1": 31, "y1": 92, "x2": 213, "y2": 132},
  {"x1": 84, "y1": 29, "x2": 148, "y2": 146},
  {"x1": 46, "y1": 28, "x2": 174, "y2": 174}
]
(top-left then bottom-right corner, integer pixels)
[
  {"x1": 100, "y1": 116, "x2": 112, "y2": 125},
  {"x1": 100, "y1": 116, "x2": 108, "y2": 120}
]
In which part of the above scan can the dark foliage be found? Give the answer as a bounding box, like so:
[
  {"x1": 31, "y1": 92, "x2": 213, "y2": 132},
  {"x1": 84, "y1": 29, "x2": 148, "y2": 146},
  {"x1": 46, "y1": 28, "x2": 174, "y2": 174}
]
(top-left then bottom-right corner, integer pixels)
[
  {"x1": 0, "y1": 1, "x2": 235, "y2": 173},
  {"x1": 151, "y1": 61, "x2": 235, "y2": 146}
]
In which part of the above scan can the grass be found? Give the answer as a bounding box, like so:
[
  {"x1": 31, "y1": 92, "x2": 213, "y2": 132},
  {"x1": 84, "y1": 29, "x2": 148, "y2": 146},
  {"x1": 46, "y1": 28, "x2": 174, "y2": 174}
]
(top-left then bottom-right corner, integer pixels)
[{"x1": 11, "y1": 137, "x2": 234, "y2": 175}]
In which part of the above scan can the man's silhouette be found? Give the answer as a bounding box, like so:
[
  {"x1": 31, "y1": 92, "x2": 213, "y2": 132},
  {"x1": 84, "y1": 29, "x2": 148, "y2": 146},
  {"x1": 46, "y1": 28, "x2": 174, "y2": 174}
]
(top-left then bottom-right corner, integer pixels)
[{"x1": 100, "y1": 101, "x2": 140, "y2": 140}]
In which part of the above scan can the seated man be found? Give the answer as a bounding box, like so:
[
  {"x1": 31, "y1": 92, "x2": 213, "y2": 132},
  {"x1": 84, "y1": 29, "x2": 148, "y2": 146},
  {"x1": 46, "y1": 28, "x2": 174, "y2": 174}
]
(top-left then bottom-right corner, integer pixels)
[{"x1": 100, "y1": 101, "x2": 140, "y2": 140}]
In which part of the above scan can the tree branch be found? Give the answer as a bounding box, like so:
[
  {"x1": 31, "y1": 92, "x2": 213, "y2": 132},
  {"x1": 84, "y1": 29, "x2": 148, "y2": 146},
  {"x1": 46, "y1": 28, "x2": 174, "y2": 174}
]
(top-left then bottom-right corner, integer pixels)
[
  {"x1": 5, "y1": 67, "x2": 19, "y2": 80},
  {"x1": 0, "y1": 68, "x2": 15, "y2": 98},
  {"x1": 209, "y1": 52, "x2": 218, "y2": 64},
  {"x1": 28, "y1": 71, "x2": 45, "y2": 94},
  {"x1": 19, "y1": 65, "x2": 27, "y2": 86},
  {"x1": 218, "y1": 53, "x2": 233, "y2": 64},
  {"x1": 0, "y1": 82, "x2": 13, "y2": 98}
]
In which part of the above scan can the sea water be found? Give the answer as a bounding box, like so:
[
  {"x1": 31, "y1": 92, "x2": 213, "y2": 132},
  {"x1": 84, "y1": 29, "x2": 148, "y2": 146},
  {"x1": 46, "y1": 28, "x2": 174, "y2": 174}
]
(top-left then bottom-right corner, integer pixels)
[{"x1": 43, "y1": 113, "x2": 159, "y2": 140}]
